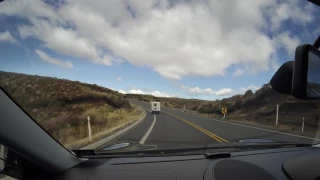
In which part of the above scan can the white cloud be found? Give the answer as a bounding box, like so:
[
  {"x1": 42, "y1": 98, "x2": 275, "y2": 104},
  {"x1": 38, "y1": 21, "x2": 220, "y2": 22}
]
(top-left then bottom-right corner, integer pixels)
[
  {"x1": 314, "y1": 28, "x2": 320, "y2": 37},
  {"x1": 116, "y1": 77, "x2": 122, "y2": 81},
  {"x1": 0, "y1": 31, "x2": 19, "y2": 45},
  {"x1": 203, "y1": 88, "x2": 214, "y2": 95},
  {"x1": 214, "y1": 88, "x2": 233, "y2": 96},
  {"x1": 248, "y1": 85, "x2": 261, "y2": 91},
  {"x1": 0, "y1": 0, "x2": 58, "y2": 20},
  {"x1": 188, "y1": 87, "x2": 203, "y2": 95},
  {"x1": 181, "y1": 85, "x2": 233, "y2": 96},
  {"x1": 150, "y1": 90, "x2": 171, "y2": 98},
  {"x1": 233, "y1": 69, "x2": 245, "y2": 76},
  {"x1": 118, "y1": 89, "x2": 127, "y2": 94},
  {"x1": 118, "y1": 89, "x2": 172, "y2": 97},
  {"x1": 273, "y1": 31, "x2": 300, "y2": 55},
  {"x1": 0, "y1": 0, "x2": 316, "y2": 79},
  {"x1": 181, "y1": 85, "x2": 201, "y2": 95},
  {"x1": 128, "y1": 89, "x2": 145, "y2": 94},
  {"x1": 269, "y1": 0, "x2": 315, "y2": 31},
  {"x1": 240, "y1": 88, "x2": 247, "y2": 92},
  {"x1": 18, "y1": 21, "x2": 114, "y2": 66},
  {"x1": 241, "y1": 85, "x2": 261, "y2": 92},
  {"x1": 35, "y1": 49, "x2": 73, "y2": 68}
]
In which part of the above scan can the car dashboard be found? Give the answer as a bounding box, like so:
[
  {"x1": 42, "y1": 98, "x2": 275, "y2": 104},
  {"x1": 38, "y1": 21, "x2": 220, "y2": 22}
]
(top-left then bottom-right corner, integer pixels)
[{"x1": 55, "y1": 146, "x2": 319, "y2": 180}]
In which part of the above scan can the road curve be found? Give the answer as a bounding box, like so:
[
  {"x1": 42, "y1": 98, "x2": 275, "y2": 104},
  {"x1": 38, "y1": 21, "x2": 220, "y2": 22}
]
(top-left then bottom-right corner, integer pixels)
[{"x1": 97, "y1": 100, "x2": 320, "y2": 151}]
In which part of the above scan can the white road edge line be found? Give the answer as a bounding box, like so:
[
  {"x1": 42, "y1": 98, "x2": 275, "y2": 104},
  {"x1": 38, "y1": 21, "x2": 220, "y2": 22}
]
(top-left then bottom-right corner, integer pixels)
[
  {"x1": 175, "y1": 111, "x2": 320, "y2": 141},
  {"x1": 139, "y1": 114, "x2": 156, "y2": 144},
  {"x1": 139, "y1": 103, "x2": 320, "y2": 141},
  {"x1": 144, "y1": 108, "x2": 151, "y2": 112}
]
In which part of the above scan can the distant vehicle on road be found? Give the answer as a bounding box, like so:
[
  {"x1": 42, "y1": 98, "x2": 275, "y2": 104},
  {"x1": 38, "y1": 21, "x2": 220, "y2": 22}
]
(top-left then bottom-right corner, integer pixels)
[{"x1": 151, "y1": 102, "x2": 160, "y2": 114}]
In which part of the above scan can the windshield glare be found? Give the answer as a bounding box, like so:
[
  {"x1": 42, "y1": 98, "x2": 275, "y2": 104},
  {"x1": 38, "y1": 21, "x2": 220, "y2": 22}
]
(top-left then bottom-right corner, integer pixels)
[{"x1": 0, "y1": 0, "x2": 320, "y2": 154}]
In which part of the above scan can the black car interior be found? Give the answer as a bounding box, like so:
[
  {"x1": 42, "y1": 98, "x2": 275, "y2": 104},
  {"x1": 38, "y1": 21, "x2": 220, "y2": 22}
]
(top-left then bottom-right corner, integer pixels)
[{"x1": 1, "y1": 1, "x2": 320, "y2": 180}]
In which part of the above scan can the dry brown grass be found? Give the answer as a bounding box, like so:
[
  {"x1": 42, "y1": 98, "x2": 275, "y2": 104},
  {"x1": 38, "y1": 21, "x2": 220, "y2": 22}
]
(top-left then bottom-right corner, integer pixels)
[
  {"x1": 219, "y1": 114, "x2": 320, "y2": 136},
  {"x1": 64, "y1": 105, "x2": 143, "y2": 149},
  {"x1": 126, "y1": 94, "x2": 205, "y2": 111},
  {"x1": 180, "y1": 110, "x2": 320, "y2": 136},
  {"x1": 38, "y1": 104, "x2": 143, "y2": 148},
  {"x1": 0, "y1": 71, "x2": 130, "y2": 112},
  {"x1": 0, "y1": 71, "x2": 139, "y2": 149}
]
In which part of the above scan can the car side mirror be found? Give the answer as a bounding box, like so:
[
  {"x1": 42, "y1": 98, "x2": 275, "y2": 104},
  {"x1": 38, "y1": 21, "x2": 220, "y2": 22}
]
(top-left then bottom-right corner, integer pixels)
[
  {"x1": 292, "y1": 44, "x2": 320, "y2": 100},
  {"x1": 0, "y1": 145, "x2": 6, "y2": 174},
  {"x1": 270, "y1": 61, "x2": 294, "y2": 95}
]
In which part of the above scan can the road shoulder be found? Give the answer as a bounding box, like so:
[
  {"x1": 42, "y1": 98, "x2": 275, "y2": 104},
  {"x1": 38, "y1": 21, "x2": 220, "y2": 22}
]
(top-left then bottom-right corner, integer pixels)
[
  {"x1": 169, "y1": 110, "x2": 320, "y2": 142},
  {"x1": 81, "y1": 110, "x2": 146, "y2": 149}
]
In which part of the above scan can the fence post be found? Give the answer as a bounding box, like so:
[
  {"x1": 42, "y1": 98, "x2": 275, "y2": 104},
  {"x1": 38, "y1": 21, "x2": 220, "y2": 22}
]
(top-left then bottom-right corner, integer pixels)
[
  {"x1": 87, "y1": 116, "x2": 92, "y2": 142},
  {"x1": 276, "y1": 104, "x2": 279, "y2": 126},
  {"x1": 302, "y1": 117, "x2": 305, "y2": 133}
]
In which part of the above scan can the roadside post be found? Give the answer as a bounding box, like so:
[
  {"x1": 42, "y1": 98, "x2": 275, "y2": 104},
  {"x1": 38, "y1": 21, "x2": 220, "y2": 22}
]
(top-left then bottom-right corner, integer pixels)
[
  {"x1": 302, "y1": 117, "x2": 305, "y2": 133},
  {"x1": 222, "y1": 108, "x2": 227, "y2": 119},
  {"x1": 87, "y1": 116, "x2": 92, "y2": 142},
  {"x1": 276, "y1": 104, "x2": 279, "y2": 126}
]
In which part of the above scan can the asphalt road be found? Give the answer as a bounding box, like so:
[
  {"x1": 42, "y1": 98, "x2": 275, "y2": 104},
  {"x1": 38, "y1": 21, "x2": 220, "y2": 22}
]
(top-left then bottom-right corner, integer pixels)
[{"x1": 98, "y1": 100, "x2": 320, "y2": 151}]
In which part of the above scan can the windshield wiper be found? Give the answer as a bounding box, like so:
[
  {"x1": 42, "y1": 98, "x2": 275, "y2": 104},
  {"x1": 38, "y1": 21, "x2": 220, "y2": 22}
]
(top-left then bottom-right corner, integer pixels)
[
  {"x1": 203, "y1": 142, "x2": 310, "y2": 158},
  {"x1": 74, "y1": 146, "x2": 208, "y2": 158},
  {"x1": 73, "y1": 143, "x2": 310, "y2": 158},
  {"x1": 205, "y1": 142, "x2": 310, "y2": 153}
]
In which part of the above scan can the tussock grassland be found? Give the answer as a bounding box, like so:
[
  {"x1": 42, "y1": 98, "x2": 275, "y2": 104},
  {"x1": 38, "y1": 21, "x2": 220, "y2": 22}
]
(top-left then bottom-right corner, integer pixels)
[{"x1": 0, "y1": 71, "x2": 143, "y2": 148}]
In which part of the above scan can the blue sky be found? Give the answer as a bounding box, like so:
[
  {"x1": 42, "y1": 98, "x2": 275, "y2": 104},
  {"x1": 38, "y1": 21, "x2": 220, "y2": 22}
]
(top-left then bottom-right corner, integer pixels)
[{"x1": 0, "y1": 0, "x2": 319, "y2": 100}]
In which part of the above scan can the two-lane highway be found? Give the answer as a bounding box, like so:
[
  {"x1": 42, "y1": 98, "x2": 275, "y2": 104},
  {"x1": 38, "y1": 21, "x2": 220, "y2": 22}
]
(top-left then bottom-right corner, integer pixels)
[
  {"x1": 160, "y1": 105, "x2": 320, "y2": 144},
  {"x1": 98, "y1": 106, "x2": 221, "y2": 151},
  {"x1": 98, "y1": 100, "x2": 320, "y2": 151}
]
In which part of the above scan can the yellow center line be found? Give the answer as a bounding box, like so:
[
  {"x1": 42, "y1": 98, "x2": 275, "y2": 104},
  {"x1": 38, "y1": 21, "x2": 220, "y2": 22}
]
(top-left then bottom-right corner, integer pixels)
[
  {"x1": 164, "y1": 112, "x2": 229, "y2": 143},
  {"x1": 177, "y1": 116, "x2": 229, "y2": 143},
  {"x1": 181, "y1": 119, "x2": 227, "y2": 142},
  {"x1": 182, "y1": 119, "x2": 223, "y2": 142}
]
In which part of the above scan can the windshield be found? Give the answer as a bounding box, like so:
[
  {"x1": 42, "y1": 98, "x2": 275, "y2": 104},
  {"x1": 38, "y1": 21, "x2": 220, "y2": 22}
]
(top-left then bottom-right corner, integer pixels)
[{"x1": 0, "y1": 0, "x2": 320, "y2": 153}]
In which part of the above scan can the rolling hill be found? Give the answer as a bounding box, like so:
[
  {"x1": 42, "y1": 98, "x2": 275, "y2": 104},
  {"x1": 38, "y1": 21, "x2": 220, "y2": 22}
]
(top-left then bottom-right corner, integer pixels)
[
  {"x1": 126, "y1": 84, "x2": 320, "y2": 129},
  {"x1": 0, "y1": 71, "x2": 142, "y2": 148},
  {"x1": 1, "y1": 70, "x2": 319, "y2": 143}
]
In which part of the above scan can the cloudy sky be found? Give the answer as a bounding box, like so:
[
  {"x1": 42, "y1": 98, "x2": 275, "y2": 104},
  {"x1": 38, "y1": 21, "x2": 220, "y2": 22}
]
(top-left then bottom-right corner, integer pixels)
[{"x1": 0, "y1": 0, "x2": 319, "y2": 99}]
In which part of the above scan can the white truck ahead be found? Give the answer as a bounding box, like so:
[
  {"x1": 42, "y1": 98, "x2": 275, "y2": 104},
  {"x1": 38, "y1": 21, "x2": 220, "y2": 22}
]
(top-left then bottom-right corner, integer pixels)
[{"x1": 151, "y1": 102, "x2": 161, "y2": 114}]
